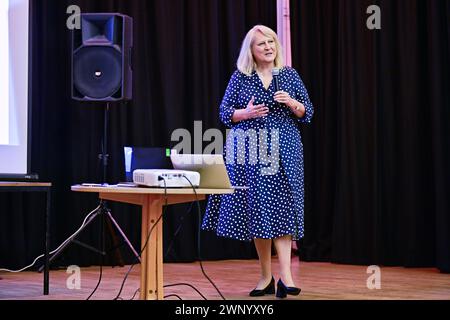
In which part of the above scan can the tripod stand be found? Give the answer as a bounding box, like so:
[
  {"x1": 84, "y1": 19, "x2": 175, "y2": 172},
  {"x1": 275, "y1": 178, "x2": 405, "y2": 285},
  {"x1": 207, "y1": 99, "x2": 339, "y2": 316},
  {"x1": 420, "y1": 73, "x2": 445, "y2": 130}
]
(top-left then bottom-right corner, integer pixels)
[{"x1": 40, "y1": 103, "x2": 140, "y2": 271}]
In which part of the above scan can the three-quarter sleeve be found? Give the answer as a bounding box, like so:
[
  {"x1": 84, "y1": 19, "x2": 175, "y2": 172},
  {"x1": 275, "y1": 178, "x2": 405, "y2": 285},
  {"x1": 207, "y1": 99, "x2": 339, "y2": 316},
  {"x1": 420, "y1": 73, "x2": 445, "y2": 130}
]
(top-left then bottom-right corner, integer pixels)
[
  {"x1": 292, "y1": 69, "x2": 314, "y2": 124},
  {"x1": 219, "y1": 71, "x2": 242, "y2": 128}
]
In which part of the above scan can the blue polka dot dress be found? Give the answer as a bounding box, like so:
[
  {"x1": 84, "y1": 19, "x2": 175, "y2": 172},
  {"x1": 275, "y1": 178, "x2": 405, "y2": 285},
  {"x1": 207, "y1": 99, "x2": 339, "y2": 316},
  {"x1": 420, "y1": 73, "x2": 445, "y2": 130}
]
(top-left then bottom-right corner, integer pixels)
[{"x1": 202, "y1": 67, "x2": 313, "y2": 241}]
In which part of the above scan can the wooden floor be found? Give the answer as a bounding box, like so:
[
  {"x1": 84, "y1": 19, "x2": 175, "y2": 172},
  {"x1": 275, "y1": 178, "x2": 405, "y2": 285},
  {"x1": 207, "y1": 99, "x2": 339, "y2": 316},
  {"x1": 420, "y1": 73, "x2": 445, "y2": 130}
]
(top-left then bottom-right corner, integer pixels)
[{"x1": 1, "y1": 259, "x2": 449, "y2": 300}]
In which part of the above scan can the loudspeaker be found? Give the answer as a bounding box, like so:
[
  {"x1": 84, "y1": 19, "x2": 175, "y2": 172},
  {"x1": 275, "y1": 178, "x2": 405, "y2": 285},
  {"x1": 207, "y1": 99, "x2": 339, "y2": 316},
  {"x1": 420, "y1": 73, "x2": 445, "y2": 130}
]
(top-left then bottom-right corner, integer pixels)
[{"x1": 72, "y1": 13, "x2": 133, "y2": 101}]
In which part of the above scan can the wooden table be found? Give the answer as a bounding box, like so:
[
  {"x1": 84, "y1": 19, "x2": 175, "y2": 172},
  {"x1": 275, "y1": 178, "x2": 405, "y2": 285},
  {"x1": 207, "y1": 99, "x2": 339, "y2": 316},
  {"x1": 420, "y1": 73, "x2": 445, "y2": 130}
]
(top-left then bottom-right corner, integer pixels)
[
  {"x1": 71, "y1": 184, "x2": 233, "y2": 300},
  {"x1": 0, "y1": 182, "x2": 52, "y2": 295}
]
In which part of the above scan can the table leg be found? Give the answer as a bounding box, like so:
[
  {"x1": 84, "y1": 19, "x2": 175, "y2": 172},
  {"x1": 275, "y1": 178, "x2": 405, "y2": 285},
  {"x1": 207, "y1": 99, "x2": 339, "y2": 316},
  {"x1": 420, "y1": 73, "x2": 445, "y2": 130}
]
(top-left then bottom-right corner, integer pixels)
[
  {"x1": 145, "y1": 196, "x2": 164, "y2": 300},
  {"x1": 139, "y1": 196, "x2": 150, "y2": 300},
  {"x1": 156, "y1": 198, "x2": 164, "y2": 300},
  {"x1": 44, "y1": 187, "x2": 51, "y2": 295}
]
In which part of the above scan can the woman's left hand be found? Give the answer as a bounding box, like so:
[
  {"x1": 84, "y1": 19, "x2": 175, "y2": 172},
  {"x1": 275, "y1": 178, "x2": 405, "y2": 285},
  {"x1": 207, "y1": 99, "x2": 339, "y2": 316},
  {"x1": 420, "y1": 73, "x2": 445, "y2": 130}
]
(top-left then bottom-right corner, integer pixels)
[
  {"x1": 273, "y1": 91, "x2": 293, "y2": 107},
  {"x1": 274, "y1": 91, "x2": 305, "y2": 117}
]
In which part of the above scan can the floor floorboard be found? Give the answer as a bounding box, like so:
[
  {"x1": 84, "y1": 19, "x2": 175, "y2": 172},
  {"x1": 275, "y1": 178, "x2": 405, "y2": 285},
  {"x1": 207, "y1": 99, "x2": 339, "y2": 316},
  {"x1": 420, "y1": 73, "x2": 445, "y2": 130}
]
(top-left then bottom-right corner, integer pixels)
[{"x1": 1, "y1": 259, "x2": 449, "y2": 300}]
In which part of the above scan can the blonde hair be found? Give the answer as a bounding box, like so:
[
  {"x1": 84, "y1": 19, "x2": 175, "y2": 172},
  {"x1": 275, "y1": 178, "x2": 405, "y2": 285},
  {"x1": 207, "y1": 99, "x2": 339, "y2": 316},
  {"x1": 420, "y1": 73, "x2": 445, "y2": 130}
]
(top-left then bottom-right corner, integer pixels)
[{"x1": 237, "y1": 25, "x2": 284, "y2": 76}]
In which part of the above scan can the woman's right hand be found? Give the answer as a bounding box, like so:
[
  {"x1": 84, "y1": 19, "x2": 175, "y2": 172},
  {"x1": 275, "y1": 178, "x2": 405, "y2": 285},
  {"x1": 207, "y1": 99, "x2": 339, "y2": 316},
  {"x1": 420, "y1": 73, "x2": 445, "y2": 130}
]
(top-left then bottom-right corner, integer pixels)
[{"x1": 245, "y1": 96, "x2": 269, "y2": 120}]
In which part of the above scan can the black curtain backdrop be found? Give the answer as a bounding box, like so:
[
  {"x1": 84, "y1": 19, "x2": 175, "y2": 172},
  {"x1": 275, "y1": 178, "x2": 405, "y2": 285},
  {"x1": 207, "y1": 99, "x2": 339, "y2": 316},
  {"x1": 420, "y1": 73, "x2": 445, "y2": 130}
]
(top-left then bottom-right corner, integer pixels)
[
  {"x1": 292, "y1": 0, "x2": 450, "y2": 272},
  {"x1": 0, "y1": 0, "x2": 277, "y2": 268},
  {"x1": 1, "y1": 0, "x2": 448, "y2": 274}
]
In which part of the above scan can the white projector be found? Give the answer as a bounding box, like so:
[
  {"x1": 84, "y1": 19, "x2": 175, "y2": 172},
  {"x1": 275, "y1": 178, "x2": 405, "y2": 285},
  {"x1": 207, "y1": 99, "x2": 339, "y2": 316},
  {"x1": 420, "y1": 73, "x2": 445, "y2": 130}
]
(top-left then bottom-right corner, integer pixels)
[{"x1": 133, "y1": 169, "x2": 200, "y2": 188}]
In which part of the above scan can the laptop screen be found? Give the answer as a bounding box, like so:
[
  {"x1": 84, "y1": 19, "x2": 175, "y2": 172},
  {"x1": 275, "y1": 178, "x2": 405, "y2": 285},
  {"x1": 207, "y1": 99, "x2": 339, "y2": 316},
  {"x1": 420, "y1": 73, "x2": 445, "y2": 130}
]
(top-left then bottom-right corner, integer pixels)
[{"x1": 124, "y1": 147, "x2": 173, "y2": 182}]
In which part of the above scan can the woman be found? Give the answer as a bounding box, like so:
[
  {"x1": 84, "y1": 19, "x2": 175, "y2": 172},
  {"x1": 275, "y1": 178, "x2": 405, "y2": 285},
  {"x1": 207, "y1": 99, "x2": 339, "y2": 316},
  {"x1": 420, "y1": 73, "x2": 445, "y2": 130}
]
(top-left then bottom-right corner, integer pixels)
[{"x1": 202, "y1": 25, "x2": 313, "y2": 298}]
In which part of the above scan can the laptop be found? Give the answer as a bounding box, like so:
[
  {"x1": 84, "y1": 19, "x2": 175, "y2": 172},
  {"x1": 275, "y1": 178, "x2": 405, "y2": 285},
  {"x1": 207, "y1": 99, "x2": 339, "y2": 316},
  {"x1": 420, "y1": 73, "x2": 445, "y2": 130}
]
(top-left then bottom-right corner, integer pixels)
[
  {"x1": 123, "y1": 147, "x2": 173, "y2": 183},
  {"x1": 170, "y1": 153, "x2": 233, "y2": 189},
  {"x1": 124, "y1": 148, "x2": 236, "y2": 189}
]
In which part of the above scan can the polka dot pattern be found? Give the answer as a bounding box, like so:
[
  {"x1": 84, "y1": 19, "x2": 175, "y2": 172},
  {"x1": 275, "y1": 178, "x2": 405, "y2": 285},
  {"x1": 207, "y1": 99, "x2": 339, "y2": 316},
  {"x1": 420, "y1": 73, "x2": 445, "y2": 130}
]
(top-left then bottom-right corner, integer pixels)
[{"x1": 202, "y1": 67, "x2": 313, "y2": 241}]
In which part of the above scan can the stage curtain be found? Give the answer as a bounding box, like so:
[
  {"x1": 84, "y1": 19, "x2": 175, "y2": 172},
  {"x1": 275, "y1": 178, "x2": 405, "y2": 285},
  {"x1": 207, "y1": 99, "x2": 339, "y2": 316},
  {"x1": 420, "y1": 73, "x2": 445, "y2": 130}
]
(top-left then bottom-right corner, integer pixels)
[{"x1": 291, "y1": 0, "x2": 450, "y2": 272}]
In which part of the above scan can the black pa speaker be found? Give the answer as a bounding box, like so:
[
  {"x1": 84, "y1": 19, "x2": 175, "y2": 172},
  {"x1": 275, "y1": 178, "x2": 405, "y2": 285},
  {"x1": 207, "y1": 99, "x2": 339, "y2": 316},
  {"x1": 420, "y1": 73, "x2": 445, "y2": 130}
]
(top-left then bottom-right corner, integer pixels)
[{"x1": 71, "y1": 13, "x2": 133, "y2": 101}]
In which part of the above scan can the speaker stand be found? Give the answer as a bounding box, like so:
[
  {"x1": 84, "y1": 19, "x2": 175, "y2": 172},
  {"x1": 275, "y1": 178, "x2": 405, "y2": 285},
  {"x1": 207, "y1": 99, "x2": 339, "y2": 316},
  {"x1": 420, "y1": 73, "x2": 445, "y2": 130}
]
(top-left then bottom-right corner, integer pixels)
[{"x1": 40, "y1": 103, "x2": 140, "y2": 271}]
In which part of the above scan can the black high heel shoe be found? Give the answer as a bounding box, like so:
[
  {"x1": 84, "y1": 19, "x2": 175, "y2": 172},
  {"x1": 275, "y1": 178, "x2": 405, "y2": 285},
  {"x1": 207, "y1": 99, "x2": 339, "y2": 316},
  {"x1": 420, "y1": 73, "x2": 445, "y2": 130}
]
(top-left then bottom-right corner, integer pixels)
[
  {"x1": 276, "y1": 279, "x2": 301, "y2": 298},
  {"x1": 249, "y1": 276, "x2": 275, "y2": 297}
]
